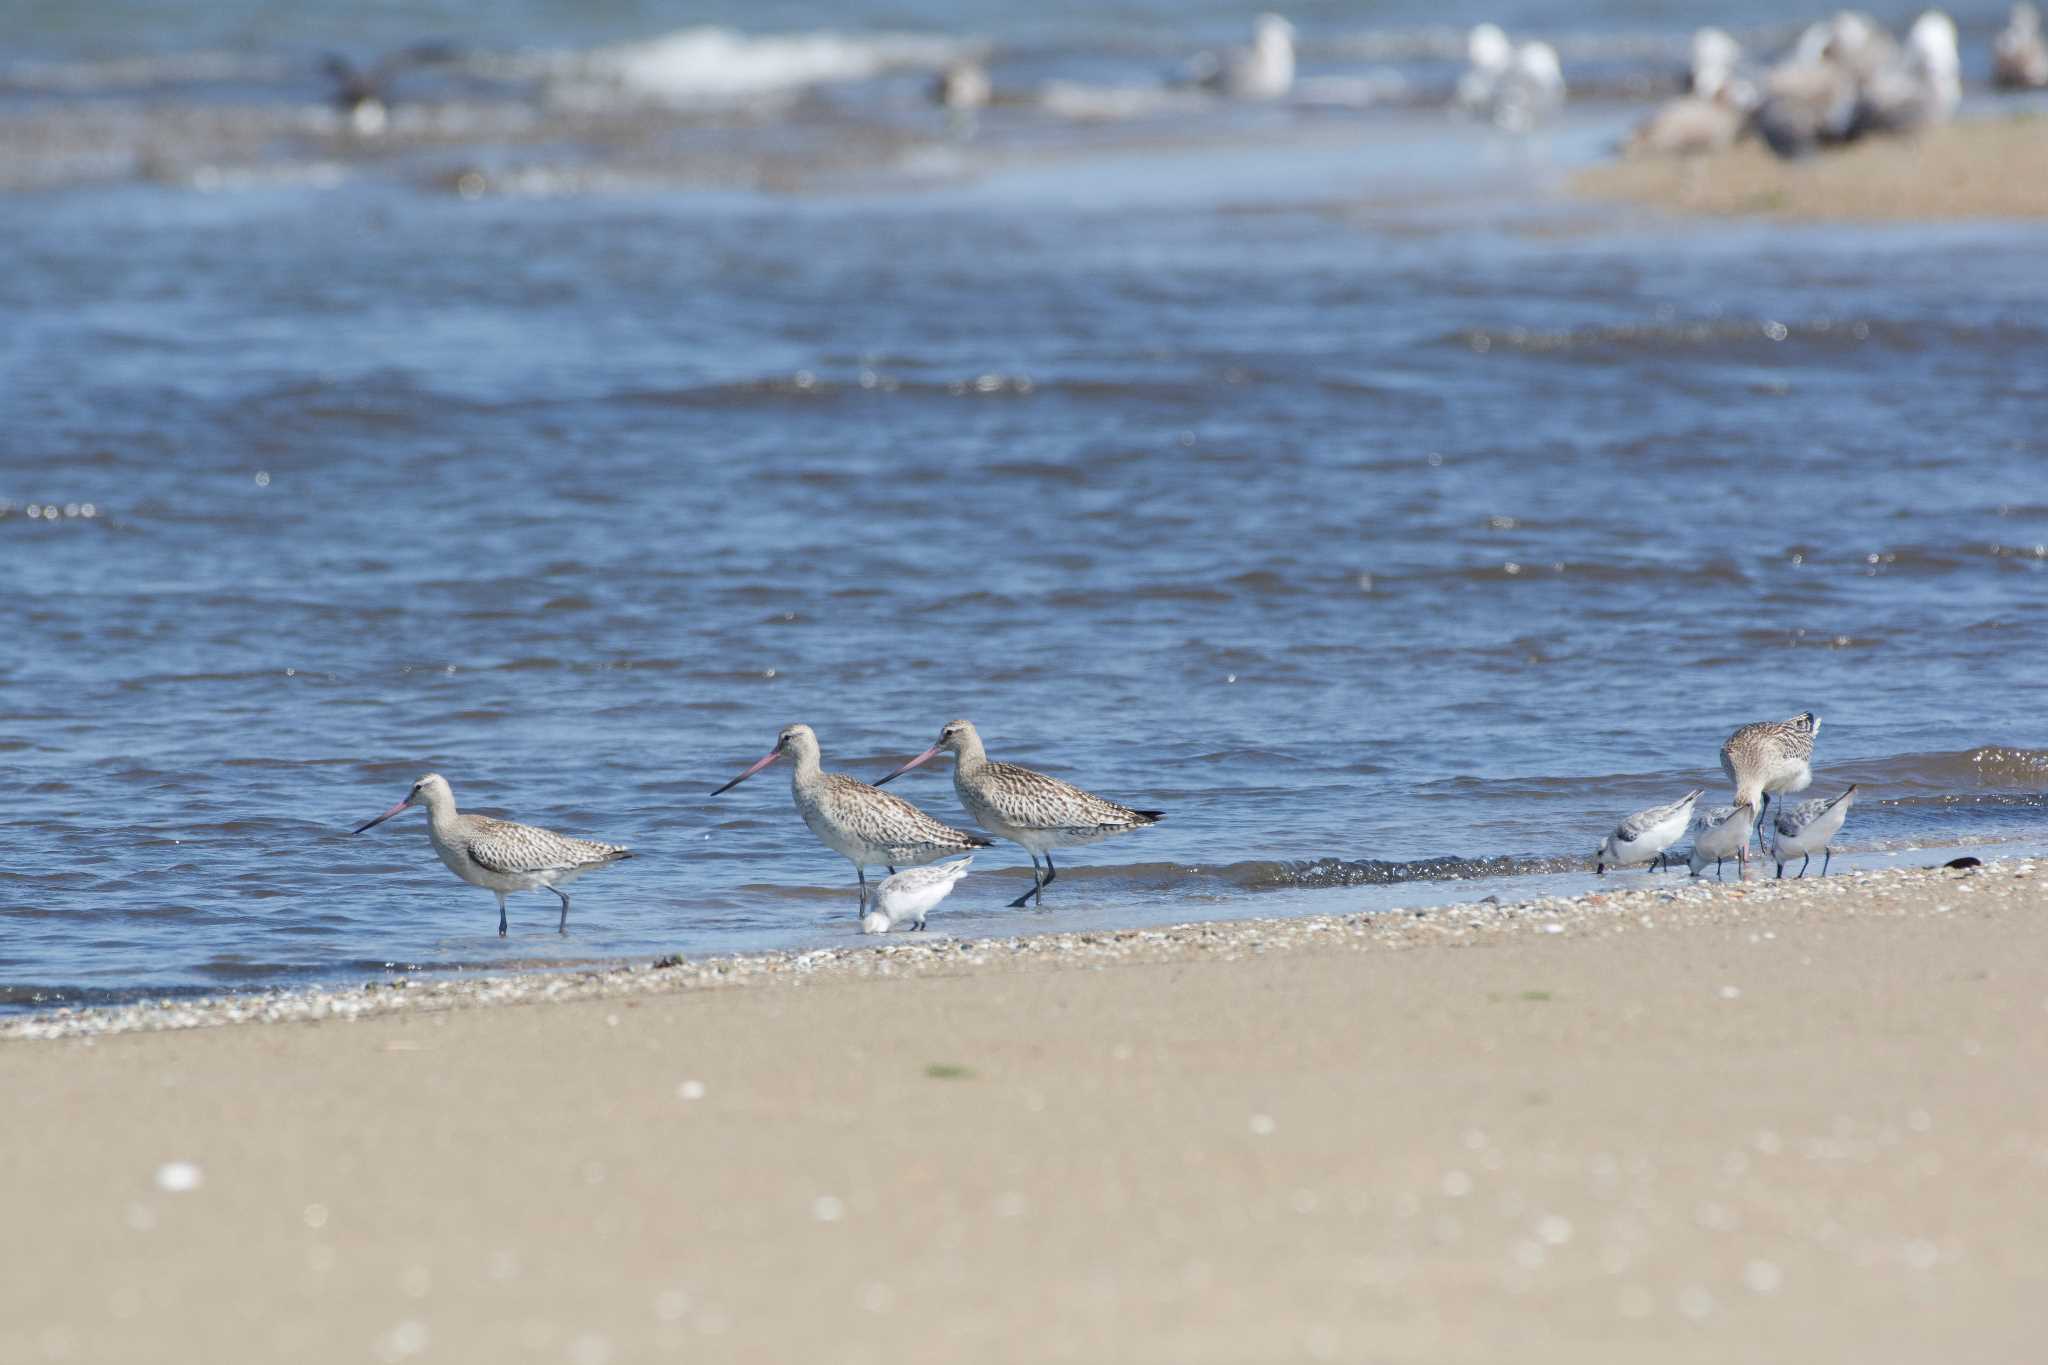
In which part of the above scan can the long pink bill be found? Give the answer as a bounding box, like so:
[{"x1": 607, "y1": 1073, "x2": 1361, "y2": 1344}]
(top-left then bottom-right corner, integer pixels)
[
  {"x1": 712, "y1": 749, "x2": 782, "y2": 796},
  {"x1": 873, "y1": 744, "x2": 942, "y2": 787},
  {"x1": 351, "y1": 796, "x2": 414, "y2": 834}
]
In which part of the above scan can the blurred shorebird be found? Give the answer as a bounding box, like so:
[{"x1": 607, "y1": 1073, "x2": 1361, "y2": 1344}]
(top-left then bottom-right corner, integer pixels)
[
  {"x1": 1720, "y1": 711, "x2": 1819, "y2": 852},
  {"x1": 1995, "y1": 2, "x2": 2048, "y2": 88},
  {"x1": 877, "y1": 719, "x2": 1163, "y2": 908},
  {"x1": 931, "y1": 59, "x2": 993, "y2": 111},
  {"x1": 1769, "y1": 785, "x2": 1858, "y2": 877},
  {"x1": 1458, "y1": 23, "x2": 1565, "y2": 131},
  {"x1": 1688, "y1": 798, "x2": 1757, "y2": 879},
  {"x1": 1848, "y1": 11, "x2": 1960, "y2": 139},
  {"x1": 351, "y1": 773, "x2": 631, "y2": 936},
  {"x1": 1628, "y1": 27, "x2": 1756, "y2": 157},
  {"x1": 1595, "y1": 789, "x2": 1702, "y2": 873},
  {"x1": 1189, "y1": 13, "x2": 1296, "y2": 100},
  {"x1": 861, "y1": 857, "x2": 974, "y2": 934},
  {"x1": 713, "y1": 724, "x2": 990, "y2": 912},
  {"x1": 320, "y1": 41, "x2": 459, "y2": 136}
]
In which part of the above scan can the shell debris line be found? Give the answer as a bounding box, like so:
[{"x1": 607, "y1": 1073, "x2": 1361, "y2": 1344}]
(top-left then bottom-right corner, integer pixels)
[{"x1": 5, "y1": 859, "x2": 2034, "y2": 1043}]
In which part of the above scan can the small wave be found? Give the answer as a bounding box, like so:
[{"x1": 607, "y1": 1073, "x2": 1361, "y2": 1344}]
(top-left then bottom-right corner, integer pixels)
[
  {"x1": 1447, "y1": 319, "x2": 2048, "y2": 362},
  {"x1": 1223, "y1": 854, "x2": 1575, "y2": 890},
  {"x1": 1831, "y1": 747, "x2": 2048, "y2": 793},
  {"x1": 492, "y1": 27, "x2": 970, "y2": 107}
]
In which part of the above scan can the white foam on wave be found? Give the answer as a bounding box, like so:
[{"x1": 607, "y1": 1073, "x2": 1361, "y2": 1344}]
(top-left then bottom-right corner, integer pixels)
[{"x1": 498, "y1": 26, "x2": 974, "y2": 107}]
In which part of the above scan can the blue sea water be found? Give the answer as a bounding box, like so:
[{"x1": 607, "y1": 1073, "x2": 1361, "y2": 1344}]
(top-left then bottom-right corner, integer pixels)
[{"x1": 2, "y1": 1, "x2": 2045, "y2": 1011}]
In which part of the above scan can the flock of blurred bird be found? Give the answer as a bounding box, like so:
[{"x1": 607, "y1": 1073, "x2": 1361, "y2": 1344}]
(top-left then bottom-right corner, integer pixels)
[{"x1": 322, "y1": 7, "x2": 2048, "y2": 163}]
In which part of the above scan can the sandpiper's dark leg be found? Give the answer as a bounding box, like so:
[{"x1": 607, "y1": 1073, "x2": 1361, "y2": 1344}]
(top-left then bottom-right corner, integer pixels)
[
  {"x1": 1797, "y1": 853, "x2": 1810, "y2": 879},
  {"x1": 1715, "y1": 857, "x2": 1725, "y2": 881},
  {"x1": 497, "y1": 893, "x2": 508, "y2": 938},
  {"x1": 1820, "y1": 848, "x2": 1830, "y2": 876},
  {"x1": 1776, "y1": 860, "x2": 1785, "y2": 878},
  {"x1": 888, "y1": 866, "x2": 898, "y2": 876},
  {"x1": 555, "y1": 888, "x2": 571, "y2": 934},
  {"x1": 1007, "y1": 855, "x2": 1044, "y2": 909}
]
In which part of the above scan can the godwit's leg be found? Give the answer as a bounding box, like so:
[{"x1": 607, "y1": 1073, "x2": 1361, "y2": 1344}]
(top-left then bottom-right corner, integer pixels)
[
  {"x1": 1008, "y1": 855, "x2": 1044, "y2": 909},
  {"x1": 856, "y1": 865, "x2": 870, "y2": 911},
  {"x1": 496, "y1": 893, "x2": 508, "y2": 938},
  {"x1": 1041, "y1": 854, "x2": 1057, "y2": 890},
  {"x1": 555, "y1": 888, "x2": 571, "y2": 933},
  {"x1": 1756, "y1": 794, "x2": 1771, "y2": 850}
]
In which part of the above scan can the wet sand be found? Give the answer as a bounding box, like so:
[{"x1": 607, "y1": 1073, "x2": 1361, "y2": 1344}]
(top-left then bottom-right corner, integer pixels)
[
  {"x1": 6, "y1": 860, "x2": 2046, "y2": 1362},
  {"x1": 1576, "y1": 114, "x2": 2048, "y2": 220}
]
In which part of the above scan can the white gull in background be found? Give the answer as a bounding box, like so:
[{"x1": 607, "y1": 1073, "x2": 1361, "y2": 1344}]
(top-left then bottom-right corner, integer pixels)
[
  {"x1": 861, "y1": 857, "x2": 974, "y2": 934},
  {"x1": 1190, "y1": 13, "x2": 1296, "y2": 100},
  {"x1": 1629, "y1": 33, "x2": 1757, "y2": 158},
  {"x1": 931, "y1": 59, "x2": 992, "y2": 112},
  {"x1": 1769, "y1": 786, "x2": 1858, "y2": 878},
  {"x1": 1995, "y1": 2, "x2": 2048, "y2": 88},
  {"x1": 1595, "y1": 789, "x2": 1703, "y2": 874},
  {"x1": 1849, "y1": 11, "x2": 1961, "y2": 138},
  {"x1": 1457, "y1": 23, "x2": 1565, "y2": 132},
  {"x1": 1751, "y1": 11, "x2": 1893, "y2": 156}
]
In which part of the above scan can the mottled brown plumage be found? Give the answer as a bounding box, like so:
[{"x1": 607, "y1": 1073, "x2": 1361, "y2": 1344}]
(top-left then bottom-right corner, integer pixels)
[
  {"x1": 877, "y1": 719, "x2": 1162, "y2": 908},
  {"x1": 351, "y1": 773, "x2": 631, "y2": 936},
  {"x1": 1720, "y1": 711, "x2": 1820, "y2": 852},
  {"x1": 712, "y1": 723, "x2": 989, "y2": 911}
]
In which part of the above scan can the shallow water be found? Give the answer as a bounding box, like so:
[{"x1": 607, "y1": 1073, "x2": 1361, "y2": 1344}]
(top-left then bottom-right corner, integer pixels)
[{"x1": 4, "y1": 1, "x2": 2046, "y2": 1011}]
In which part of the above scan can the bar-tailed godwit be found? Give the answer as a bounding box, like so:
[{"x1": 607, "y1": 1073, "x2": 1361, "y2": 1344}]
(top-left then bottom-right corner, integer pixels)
[
  {"x1": 861, "y1": 857, "x2": 974, "y2": 934},
  {"x1": 1595, "y1": 789, "x2": 1702, "y2": 873},
  {"x1": 1768, "y1": 785, "x2": 1858, "y2": 878},
  {"x1": 1687, "y1": 798, "x2": 1756, "y2": 879},
  {"x1": 876, "y1": 719, "x2": 1163, "y2": 908},
  {"x1": 1720, "y1": 711, "x2": 1819, "y2": 850},
  {"x1": 350, "y1": 773, "x2": 632, "y2": 936},
  {"x1": 712, "y1": 724, "x2": 990, "y2": 911}
]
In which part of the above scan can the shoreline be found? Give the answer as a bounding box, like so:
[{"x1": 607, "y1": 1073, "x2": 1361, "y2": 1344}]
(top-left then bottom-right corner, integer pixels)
[
  {"x1": 5, "y1": 856, "x2": 2019, "y2": 1043},
  {"x1": 1572, "y1": 112, "x2": 2048, "y2": 221},
  {"x1": 6, "y1": 855, "x2": 2044, "y2": 1361}
]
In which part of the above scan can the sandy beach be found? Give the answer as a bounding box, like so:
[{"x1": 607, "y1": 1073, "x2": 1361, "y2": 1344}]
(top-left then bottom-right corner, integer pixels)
[
  {"x1": 5, "y1": 859, "x2": 2045, "y2": 1363},
  {"x1": 1575, "y1": 113, "x2": 2048, "y2": 220}
]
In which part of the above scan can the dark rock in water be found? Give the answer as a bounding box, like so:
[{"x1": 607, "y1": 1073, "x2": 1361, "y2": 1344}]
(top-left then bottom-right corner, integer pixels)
[{"x1": 1942, "y1": 856, "x2": 1982, "y2": 870}]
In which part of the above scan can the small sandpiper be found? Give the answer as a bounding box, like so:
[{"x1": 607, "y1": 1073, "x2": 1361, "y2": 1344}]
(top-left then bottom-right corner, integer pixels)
[
  {"x1": 861, "y1": 857, "x2": 974, "y2": 934},
  {"x1": 877, "y1": 719, "x2": 1163, "y2": 908},
  {"x1": 1768, "y1": 785, "x2": 1858, "y2": 878},
  {"x1": 351, "y1": 773, "x2": 632, "y2": 935},
  {"x1": 1595, "y1": 789, "x2": 1703, "y2": 874},
  {"x1": 1688, "y1": 798, "x2": 1757, "y2": 880}
]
